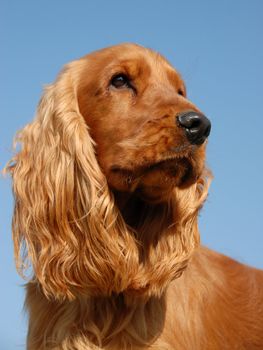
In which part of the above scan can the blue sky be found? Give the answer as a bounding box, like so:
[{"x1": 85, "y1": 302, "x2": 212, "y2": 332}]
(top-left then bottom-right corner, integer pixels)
[{"x1": 1, "y1": 1, "x2": 263, "y2": 348}]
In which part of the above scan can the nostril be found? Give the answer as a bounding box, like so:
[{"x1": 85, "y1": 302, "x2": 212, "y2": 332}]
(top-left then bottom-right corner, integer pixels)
[
  {"x1": 190, "y1": 119, "x2": 201, "y2": 129},
  {"x1": 177, "y1": 113, "x2": 202, "y2": 129},
  {"x1": 177, "y1": 111, "x2": 211, "y2": 145}
]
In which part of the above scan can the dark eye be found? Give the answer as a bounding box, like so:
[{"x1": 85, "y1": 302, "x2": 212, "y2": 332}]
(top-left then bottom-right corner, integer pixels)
[
  {"x1": 178, "y1": 88, "x2": 184, "y2": 96},
  {"x1": 110, "y1": 73, "x2": 131, "y2": 89}
]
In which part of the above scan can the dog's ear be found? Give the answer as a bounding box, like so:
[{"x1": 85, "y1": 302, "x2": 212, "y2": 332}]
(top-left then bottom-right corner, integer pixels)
[{"x1": 5, "y1": 63, "x2": 138, "y2": 300}]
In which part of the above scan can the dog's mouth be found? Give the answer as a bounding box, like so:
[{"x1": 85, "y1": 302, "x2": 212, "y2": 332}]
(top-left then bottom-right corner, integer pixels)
[
  {"x1": 109, "y1": 154, "x2": 200, "y2": 202},
  {"x1": 140, "y1": 157, "x2": 194, "y2": 185},
  {"x1": 136, "y1": 157, "x2": 197, "y2": 202},
  {"x1": 145, "y1": 157, "x2": 193, "y2": 178}
]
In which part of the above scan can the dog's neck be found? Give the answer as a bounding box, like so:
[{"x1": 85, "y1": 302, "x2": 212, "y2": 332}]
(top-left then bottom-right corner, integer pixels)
[
  {"x1": 111, "y1": 187, "x2": 200, "y2": 299},
  {"x1": 113, "y1": 190, "x2": 175, "y2": 241}
]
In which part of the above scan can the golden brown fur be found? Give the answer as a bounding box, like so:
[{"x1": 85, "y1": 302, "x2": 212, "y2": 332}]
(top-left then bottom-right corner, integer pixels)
[{"x1": 6, "y1": 43, "x2": 263, "y2": 349}]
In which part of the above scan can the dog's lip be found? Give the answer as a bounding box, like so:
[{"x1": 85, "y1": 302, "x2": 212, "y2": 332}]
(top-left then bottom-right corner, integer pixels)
[
  {"x1": 169, "y1": 143, "x2": 198, "y2": 153},
  {"x1": 145, "y1": 157, "x2": 183, "y2": 171},
  {"x1": 110, "y1": 141, "x2": 197, "y2": 175},
  {"x1": 109, "y1": 144, "x2": 197, "y2": 177},
  {"x1": 110, "y1": 155, "x2": 189, "y2": 175}
]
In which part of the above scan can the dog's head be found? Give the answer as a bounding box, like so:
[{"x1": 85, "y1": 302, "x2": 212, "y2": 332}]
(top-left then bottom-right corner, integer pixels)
[
  {"x1": 78, "y1": 43, "x2": 210, "y2": 203},
  {"x1": 7, "y1": 44, "x2": 211, "y2": 300}
]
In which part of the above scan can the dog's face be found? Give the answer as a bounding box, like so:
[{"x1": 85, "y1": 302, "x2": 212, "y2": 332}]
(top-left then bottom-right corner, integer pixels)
[{"x1": 78, "y1": 43, "x2": 210, "y2": 202}]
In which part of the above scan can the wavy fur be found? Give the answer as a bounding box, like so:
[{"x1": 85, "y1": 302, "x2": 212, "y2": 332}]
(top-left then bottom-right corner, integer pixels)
[{"x1": 6, "y1": 44, "x2": 263, "y2": 349}]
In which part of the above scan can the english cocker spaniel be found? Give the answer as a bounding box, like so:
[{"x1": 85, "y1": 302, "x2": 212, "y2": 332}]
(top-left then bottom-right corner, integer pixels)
[{"x1": 6, "y1": 43, "x2": 263, "y2": 349}]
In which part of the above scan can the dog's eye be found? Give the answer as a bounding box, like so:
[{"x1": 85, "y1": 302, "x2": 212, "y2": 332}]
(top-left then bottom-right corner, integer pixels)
[
  {"x1": 110, "y1": 74, "x2": 131, "y2": 89},
  {"x1": 178, "y1": 89, "x2": 184, "y2": 96}
]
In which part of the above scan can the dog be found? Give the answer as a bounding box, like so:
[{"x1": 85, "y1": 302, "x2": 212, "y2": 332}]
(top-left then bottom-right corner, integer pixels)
[{"x1": 6, "y1": 43, "x2": 263, "y2": 349}]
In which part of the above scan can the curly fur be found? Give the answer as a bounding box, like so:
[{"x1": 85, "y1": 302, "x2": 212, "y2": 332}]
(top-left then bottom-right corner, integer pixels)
[{"x1": 6, "y1": 44, "x2": 263, "y2": 349}]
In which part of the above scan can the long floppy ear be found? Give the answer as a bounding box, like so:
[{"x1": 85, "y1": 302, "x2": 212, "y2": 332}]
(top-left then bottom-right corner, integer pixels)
[{"x1": 6, "y1": 63, "x2": 138, "y2": 300}]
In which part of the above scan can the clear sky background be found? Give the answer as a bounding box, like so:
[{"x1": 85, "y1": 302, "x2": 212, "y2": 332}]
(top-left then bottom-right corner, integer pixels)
[{"x1": 1, "y1": 1, "x2": 263, "y2": 349}]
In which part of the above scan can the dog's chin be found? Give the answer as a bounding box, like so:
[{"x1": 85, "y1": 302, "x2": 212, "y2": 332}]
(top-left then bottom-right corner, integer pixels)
[
  {"x1": 108, "y1": 157, "x2": 201, "y2": 204},
  {"x1": 137, "y1": 159, "x2": 199, "y2": 203}
]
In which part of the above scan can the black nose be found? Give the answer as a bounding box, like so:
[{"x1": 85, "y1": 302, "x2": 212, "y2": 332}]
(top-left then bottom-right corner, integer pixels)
[{"x1": 177, "y1": 111, "x2": 211, "y2": 145}]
